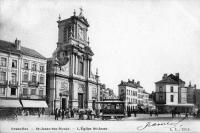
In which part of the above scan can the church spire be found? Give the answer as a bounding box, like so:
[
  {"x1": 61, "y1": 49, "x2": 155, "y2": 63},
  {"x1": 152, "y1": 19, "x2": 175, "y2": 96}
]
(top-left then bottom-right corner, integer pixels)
[
  {"x1": 58, "y1": 14, "x2": 61, "y2": 21},
  {"x1": 73, "y1": 9, "x2": 76, "y2": 16}
]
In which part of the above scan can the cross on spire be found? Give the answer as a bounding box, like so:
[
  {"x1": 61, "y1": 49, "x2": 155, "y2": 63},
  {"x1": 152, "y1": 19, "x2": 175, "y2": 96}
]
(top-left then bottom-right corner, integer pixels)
[
  {"x1": 58, "y1": 14, "x2": 61, "y2": 21},
  {"x1": 79, "y1": 7, "x2": 83, "y2": 16},
  {"x1": 73, "y1": 9, "x2": 76, "y2": 16}
]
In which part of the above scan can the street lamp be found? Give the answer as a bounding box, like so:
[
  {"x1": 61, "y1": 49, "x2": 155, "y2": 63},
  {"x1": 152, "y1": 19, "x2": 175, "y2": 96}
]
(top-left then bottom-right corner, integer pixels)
[
  {"x1": 53, "y1": 57, "x2": 59, "y2": 113},
  {"x1": 95, "y1": 68, "x2": 99, "y2": 110}
]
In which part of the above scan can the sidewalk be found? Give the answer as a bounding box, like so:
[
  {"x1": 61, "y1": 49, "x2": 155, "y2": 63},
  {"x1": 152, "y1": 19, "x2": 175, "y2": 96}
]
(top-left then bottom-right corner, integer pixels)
[
  {"x1": 126, "y1": 113, "x2": 196, "y2": 121},
  {"x1": 17, "y1": 114, "x2": 101, "y2": 121},
  {"x1": 10, "y1": 113, "x2": 200, "y2": 121}
]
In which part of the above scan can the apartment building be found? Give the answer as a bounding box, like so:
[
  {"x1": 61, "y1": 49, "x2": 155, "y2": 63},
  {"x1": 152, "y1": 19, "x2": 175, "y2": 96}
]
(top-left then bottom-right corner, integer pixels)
[
  {"x1": 155, "y1": 73, "x2": 194, "y2": 113},
  {"x1": 118, "y1": 79, "x2": 143, "y2": 111},
  {"x1": 0, "y1": 39, "x2": 47, "y2": 114}
]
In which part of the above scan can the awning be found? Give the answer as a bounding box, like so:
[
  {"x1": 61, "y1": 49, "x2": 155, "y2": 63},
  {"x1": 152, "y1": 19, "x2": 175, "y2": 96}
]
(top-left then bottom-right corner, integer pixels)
[
  {"x1": 156, "y1": 104, "x2": 194, "y2": 107},
  {"x1": 0, "y1": 99, "x2": 22, "y2": 108},
  {"x1": 21, "y1": 100, "x2": 48, "y2": 108},
  {"x1": 167, "y1": 104, "x2": 194, "y2": 107}
]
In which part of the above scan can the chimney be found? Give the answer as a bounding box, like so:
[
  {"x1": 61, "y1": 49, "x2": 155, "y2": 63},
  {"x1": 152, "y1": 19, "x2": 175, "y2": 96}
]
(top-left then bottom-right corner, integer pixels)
[
  {"x1": 128, "y1": 79, "x2": 130, "y2": 82},
  {"x1": 132, "y1": 79, "x2": 134, "y2": 83},
  {"x1": 194, "y1": 84, "x2": 196, "y2": 89},
  {"x1": 175, "y1": 73, "x2": 179, "y2": 79},
  {"x1": 15, "y1": 38, "x2": 21, "y2": 50},
  {"x1": 162, "y1": 73, "x2": 167, "y2": 79},
  {"x1": 137, "y1": 81, "x2": 140, "y2": 86},
  {"x1": 189, "y1": 81, "x2": 191, "y2": 87}
]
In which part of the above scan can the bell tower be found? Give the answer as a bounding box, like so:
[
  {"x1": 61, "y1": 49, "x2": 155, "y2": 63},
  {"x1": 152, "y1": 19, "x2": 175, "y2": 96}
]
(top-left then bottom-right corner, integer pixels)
[
  {"x1": 57, "y1": 8, "x2": 90, "y2": 48},
  {"x1": 54, "y1": 9, "x2": 95, "y2": 109}
]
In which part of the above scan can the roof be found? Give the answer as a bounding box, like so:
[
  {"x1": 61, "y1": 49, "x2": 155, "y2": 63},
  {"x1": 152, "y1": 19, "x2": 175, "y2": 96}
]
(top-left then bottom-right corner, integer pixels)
[
  {"x1": 0, "y1": 40, "x2": 46, "y2": 60},
  {"x1": 96, "y1": 101, "x2": 125, "y2": 104},
  {"x1": 118, "y1": 80, "x2": 143, "y2": 88},
  {"x1": 59, "y1": 15, "x2": 89, "y2": 27},
  {"x1": 155, "y1": 74, "x2": 185, "y2": 84},
  {"x1": 0, "y1": 40, "x2": 20, "y2": 54},
  {"x1": 143, "y1": 91, "x2": 149, "y2": 94}
]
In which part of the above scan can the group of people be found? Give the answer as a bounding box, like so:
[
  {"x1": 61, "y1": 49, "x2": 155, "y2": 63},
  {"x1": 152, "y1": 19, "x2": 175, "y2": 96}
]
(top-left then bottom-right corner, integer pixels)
[
  {"x1": 149, "y1": 110, "x2": 159, "y2": 117},
  {"x1": 127, "y1": 109, "x2": 138, "y2": 117},
  {"x1": 170, "y1": 109, "x2": 200, "y2": 118},
  {"x1": 54, "y1": 108, "x2": 74, "y2": 120},
  {"x1": 54, "y1": 108, "x2": 95, "y2": 120}
]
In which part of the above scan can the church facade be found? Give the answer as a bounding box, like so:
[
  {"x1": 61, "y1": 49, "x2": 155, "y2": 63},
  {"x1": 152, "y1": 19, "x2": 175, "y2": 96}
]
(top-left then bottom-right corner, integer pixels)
[{"x1": 46, "y1": 10, "x2": 102, "y2": 113}]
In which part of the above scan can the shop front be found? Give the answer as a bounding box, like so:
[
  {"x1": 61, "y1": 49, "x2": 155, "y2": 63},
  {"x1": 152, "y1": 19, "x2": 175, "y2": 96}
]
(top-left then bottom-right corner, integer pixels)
[
  {"x1": 20, "y1": 100, "x2": 48, "y2": 115},
  {"x1": 0, "y1": 99, "x2": 22, "y2": 119}
]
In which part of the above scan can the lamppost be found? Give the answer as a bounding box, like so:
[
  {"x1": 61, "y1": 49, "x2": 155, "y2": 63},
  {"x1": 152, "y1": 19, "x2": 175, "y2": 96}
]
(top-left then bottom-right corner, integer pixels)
[
  {"x1": 95, "y1": 68, "x2": 99, "y2": 110},
  {"x1": 53, "y1": 57, "x2": 59, "y2": 113}
]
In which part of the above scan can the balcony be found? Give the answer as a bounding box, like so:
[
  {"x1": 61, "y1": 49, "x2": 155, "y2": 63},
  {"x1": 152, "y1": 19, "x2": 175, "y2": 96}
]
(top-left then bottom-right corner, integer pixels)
[
  {"x1": 20, "y1": 94, "x2": 31, "y2": 99},
  {"x1": 38, "y1": 95, "x2": 46, "y2": 100},
  {"x1": 28, "y1": 81, "x2": 39, "y2": 87},
  {"x1": 9, "y1": 81, "x2": 18, "y2": 87},
  {"x1": 23, "y1": 67, "x2": 29, "y2": 70},
  {"x1": 0, "y1": 80, "x2": 8, "y2": 86},
  {"x1": 20, "y1": 94, "x2": 46, "y2": 100}
]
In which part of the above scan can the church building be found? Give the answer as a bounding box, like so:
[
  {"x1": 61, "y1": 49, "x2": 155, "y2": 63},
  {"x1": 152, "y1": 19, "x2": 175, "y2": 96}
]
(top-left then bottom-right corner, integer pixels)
[{"x1": 46, "y1": 9, "x2": 102, "y2": 113}]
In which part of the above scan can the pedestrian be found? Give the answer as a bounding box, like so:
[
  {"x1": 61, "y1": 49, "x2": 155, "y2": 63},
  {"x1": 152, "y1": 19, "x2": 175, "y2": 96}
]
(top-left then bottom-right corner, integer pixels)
[
  {"x1": 71, "y1": 109, "x2": 74, "y2": 118},
  {"x1": 177, "y1": 111, "x2": 181, "y2": 117},
  {"x1": 155, "y1": 110, "x2": 158, "y2": 117},
  {"x1": 86, "y1": 109, "x2": 89, "y2": 120},
  {"x1": 38, "y1": 109, "x2": 41, "y2": 117},
  {"x1": 89, "y1": 109, "x2": 92, "y2": 120},
  {"x1": 42, "y1": 108, "x2": 45, "y2": 115},
  {"x1": 55, "y1": 108, "x2": 57, "y2": 120},
  {"x1": 171, "y1": 109, "x2": 174, "y2": 118},
  {"x1": 185, "y1": 112, "x2": 188, "y2": 118},
  {"x1": 193, "y1": 112, "x2": 196, "y2": 118},
  {"x1": 134, "y1": 109, "x2": 137, "y2": 117},
  {"x1": 58, "y1": 109, "x2": 61, "y2": 118},
  {"x1": 150, "y1": 110, "x2": 152, "y2": 117},
  {"x1": 62, "y1": 109, "x2": 65, "y2": 120},
  {"x1": 48, "y1": 108, "x2": 51, "y2": 117},
  {"x1": 65, "y1": 109, "x2": 69, "y2": 118}
]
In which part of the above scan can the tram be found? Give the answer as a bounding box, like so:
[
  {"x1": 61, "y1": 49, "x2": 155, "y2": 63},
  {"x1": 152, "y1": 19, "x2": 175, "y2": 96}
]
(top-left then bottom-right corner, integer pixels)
[{"x1": 96, "y1": 99, "x2": 126, "y2": 120}]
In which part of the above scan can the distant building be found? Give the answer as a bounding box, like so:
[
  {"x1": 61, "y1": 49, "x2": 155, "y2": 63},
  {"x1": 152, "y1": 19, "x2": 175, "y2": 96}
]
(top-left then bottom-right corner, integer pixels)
[
  {"x1": 100, "y1": 85, "x2": 117, "y2": 100},
  {"x1": 186, "y1": 83, "x2": 196, "y2": 104},
  {"x1": 118, "y1": 79, "x2": 148, "y2": 111},
  {"x1": 155, "y1": 73, "x2": 194, "y2": 113},
  {"x1": 0, "y1": 39, "x2": 47, "y2": 114},
  {"x1": 143, "y1": 91, "x2": 149, "y2": 110},
  {"x1": 195, "y1": 89, "x2": 200, "y2": 108}
]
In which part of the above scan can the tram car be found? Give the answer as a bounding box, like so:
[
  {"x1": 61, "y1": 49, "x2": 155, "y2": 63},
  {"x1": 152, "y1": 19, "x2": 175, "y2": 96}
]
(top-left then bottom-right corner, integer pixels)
[{"x1": 96, "y1": 99, "x2": 126, "y2": 120}]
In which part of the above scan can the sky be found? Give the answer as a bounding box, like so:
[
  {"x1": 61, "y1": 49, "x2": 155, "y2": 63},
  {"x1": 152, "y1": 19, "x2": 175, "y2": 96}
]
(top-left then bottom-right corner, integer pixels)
[{"x1": 1, "y1": 0, "x2": 200, "y2": 95}]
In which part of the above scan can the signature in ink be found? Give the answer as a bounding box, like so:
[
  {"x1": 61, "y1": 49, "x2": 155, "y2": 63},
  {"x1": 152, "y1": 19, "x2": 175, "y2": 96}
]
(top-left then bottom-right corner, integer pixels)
[{"x1": 137, "y1": 117, "x2": 185, "y2": 131}]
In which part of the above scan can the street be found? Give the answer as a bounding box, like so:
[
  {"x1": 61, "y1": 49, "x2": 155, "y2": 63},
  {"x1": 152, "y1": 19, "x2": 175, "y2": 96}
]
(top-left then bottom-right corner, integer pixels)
[
  {"x1": 10, "y1": 113, "x2": 199, "y2": 121},
  {"x1": 1, "y1": 113, "x2": 200, "y2": 133}
]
